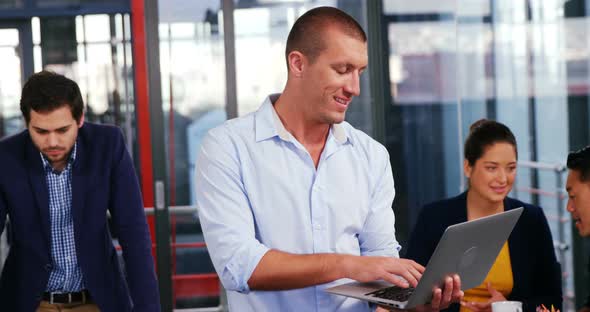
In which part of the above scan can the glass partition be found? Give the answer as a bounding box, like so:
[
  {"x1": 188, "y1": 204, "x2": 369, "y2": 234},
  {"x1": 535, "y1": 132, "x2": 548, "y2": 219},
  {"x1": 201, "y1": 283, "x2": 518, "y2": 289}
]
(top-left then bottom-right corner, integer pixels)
[
  {"x1": 233, "y1": 0, "x2": 374, "y2": 134},
  {"x1": 0, "y1": 26, "x2": 23, "y2": 265},
  {"x1": 0, "y1": 28, "x2": 23, "y2": 138},
  {"x1": 384, "y1": 0, "x2": 590, "y2": 309},
  {"x1": 0, "y1": 0, "x2": 22, "y2": 9},
  {"x1": 31, "y1": 14, "x2": 135, "y2": 155},
  {"x1": 157, "y1": 0, "x2": 377, "y2": 309},
  {"x1": 384, "y1": 3, "x2": 461, "y2": 242},
  {"x1": 158, "y1": 0, "x2": 226, "y2": 308}
]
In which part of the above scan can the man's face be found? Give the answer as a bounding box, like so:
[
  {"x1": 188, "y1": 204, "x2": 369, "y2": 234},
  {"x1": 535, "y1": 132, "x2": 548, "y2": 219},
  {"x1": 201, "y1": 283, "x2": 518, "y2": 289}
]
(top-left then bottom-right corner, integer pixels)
[
  {"x1": 301, "y1": 27, "x2": 368, "y2": 125},
  {"x1": 566, "y1": 169, "x2": 590, "y2": 237},
  {"x1": 28, "y1": 105, "x2": 83, "y2": 170}
]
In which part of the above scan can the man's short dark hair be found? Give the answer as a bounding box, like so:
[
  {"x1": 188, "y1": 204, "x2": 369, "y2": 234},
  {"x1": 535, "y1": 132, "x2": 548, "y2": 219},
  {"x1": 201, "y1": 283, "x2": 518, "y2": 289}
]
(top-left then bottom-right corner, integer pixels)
[
  {"x1": 20, "y1": 71, "x2": 84, "y2": 124},
  {"x1": 285, "y1": 6, "x2": 366, "y2": 68},
  {"x1": 567, "y1": 146, "x2": 590, "y2": 182}
]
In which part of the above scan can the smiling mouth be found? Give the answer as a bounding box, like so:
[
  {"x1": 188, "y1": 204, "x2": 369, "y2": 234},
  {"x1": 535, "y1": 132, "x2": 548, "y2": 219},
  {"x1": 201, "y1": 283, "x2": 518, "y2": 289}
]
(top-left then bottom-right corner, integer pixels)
[{"x1": 334, "y1": 96, "x2": 349, "y2": 106}]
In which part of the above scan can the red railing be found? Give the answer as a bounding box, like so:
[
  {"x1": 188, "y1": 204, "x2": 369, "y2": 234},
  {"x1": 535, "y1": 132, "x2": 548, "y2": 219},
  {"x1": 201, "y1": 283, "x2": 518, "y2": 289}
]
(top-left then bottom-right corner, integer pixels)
[{"x1": 114, "y1": 208, "x2": 220, "y2": 303}]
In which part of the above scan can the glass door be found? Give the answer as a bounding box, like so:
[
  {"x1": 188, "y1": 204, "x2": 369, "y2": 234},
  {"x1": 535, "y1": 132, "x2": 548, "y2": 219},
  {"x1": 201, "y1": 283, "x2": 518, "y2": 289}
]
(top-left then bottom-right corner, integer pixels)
[
  {"x1": 0, "y1": 27, "x2": 22, "y2": 138},
  {"x1": 157, "y1": 0, "x2": 226, "y2": 309},
  {"x1": 0, "y1": 19, "x2": 32, "y2": 267},
  {"x1": 0, "y1": 21, "x2": 32, "y2": 139}
]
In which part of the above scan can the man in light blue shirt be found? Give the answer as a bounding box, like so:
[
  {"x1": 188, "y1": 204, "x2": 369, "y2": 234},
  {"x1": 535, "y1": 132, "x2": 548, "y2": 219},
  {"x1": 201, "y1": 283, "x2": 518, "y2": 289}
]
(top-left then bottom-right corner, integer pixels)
[{"x1": 195, "y1": 7, "x2": 462, "y2": 312}]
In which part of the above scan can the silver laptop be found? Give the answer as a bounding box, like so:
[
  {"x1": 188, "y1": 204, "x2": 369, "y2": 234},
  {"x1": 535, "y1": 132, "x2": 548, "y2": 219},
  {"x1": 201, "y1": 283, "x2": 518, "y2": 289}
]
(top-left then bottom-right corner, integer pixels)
[{"x1": 326, "y1": 207, "x2": 524, "y2": 309}]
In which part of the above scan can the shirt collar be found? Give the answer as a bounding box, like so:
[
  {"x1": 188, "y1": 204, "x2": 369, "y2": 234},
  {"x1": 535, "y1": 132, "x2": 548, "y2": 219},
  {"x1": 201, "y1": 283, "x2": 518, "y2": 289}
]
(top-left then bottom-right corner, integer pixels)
[
  {"x1": 40, "y1": 142, "x2": 77, "y2": 172},
  {"x1": 254, "y1": 94, "x2": 351, "y2": 145}
]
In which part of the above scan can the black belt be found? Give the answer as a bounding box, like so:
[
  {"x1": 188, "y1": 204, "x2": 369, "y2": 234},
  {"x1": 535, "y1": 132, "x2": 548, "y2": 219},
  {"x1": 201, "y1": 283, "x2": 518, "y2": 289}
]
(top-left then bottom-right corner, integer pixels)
[{"x1": 42, "y1": 290, "x2": 91, "y2": 304}]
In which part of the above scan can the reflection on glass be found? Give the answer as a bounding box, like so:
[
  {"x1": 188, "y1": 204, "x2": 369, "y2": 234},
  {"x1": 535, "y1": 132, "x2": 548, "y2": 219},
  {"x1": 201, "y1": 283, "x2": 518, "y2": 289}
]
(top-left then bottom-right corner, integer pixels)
[
  {"x1": 385, "y1": 0, "x2": 589, "y2": 310},
  {"x1": 233, "y1": 2, "x2": 336, "y2": 116},
  {"x1": 383, "y1": 0, "x2": 455, "y2": 15},
  {"x1": 0, "y1": 0, "x2": 22, "y2": 9},
  {"x1": 389, "y1": 20, "x2": 459, "y2": 104},
  {"x1": 158, "y1": 0, "x2": 226, "y2": 308},
  {"x1": 234, "y1": 6, "x2": 287, "y2": 115},
  {"x1": 36, "y1": 0, "x2": 121, "y2": 8},
  {"x1": 232, "y1": 0, "x2": 374, "y2": 133},
  {"x1": 386, "y1": 17, "x2": 462, "y2": 226},
  {"x1": 33, "y1": 46, "x2": 42, "y2": 73},
  {"x1": 84, "y1": 15, "x2": 110, "y2": 43},
  {"x1": 75, "y1": 15, "x2": 85, "y2": 43},
  {"x1": 160, "y1": 20, "x2": 226, "y2": 207},
  {"x1": 34, "y1": 14, "x2": 134, "y2": 157},
  {"x1": 159, "y1": 1, "x2": 373, "y2": 307},
  {"x1": 32, "y1": 17, "x2": 41, "y2": 45},
  {"x1": 37, "y1": 0, "x2": 77, "y2": 7},
  {"x1": 114, "y1": 13, "x2": 124, "y2": 41},
  {"x1": 0, "y1": 29, "x2": 23, "y2": 138},
  {"x1": 0, "y1": 29, "x2": 19, "y2": 46},
  {"x1": 467, "y1": 0, "x2": 575, "y2": 309}
]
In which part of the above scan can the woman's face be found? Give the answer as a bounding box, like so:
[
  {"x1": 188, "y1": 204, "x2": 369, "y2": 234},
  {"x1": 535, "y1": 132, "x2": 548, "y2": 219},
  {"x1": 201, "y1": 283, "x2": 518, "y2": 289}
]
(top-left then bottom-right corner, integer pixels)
[{"x1": 465, "y1": 142, "x2": 517, "y2": 204}]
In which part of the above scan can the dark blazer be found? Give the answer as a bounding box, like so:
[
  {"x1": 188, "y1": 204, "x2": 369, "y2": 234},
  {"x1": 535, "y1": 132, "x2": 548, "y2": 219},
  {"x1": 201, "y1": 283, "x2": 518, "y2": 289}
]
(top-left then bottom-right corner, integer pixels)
[
  {"x1": 405, "y1": 192, "x2": 562, "y2": 312},
  {"x1": 0, "y1": 123, "x2": 160, "y2": 312}
]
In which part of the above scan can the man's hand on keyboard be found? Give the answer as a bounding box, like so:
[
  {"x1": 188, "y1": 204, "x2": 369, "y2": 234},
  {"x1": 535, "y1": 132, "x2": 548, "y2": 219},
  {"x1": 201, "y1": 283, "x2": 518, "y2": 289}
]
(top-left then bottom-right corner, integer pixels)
[
  {"x1": 342, "y1": 255, "x2": 425, "y2": 288},
  {"x1": 377, "y1": 274, "x2": 464, "y2": 312}
]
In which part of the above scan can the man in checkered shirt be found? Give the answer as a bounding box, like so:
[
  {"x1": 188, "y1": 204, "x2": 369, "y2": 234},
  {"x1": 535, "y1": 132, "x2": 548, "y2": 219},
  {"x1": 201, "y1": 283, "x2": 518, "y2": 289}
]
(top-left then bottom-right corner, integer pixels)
[{"x1": 0, "y1": 71, "x2": 160, "y2": 311}]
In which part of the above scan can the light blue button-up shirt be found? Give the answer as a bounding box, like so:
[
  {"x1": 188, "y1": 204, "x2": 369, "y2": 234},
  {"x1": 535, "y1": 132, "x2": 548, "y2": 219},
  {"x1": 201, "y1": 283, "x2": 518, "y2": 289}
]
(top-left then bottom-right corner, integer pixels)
[{"x1": 196, "y1": 94, "x2": 401, "y2": 312}]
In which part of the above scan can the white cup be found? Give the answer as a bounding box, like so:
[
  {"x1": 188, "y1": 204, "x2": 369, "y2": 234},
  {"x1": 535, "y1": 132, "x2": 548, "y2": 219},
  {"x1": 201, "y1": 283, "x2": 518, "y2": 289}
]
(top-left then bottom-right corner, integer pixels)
[{"x1": 491, "y1": 301, "x2": 523, "y2": 312}]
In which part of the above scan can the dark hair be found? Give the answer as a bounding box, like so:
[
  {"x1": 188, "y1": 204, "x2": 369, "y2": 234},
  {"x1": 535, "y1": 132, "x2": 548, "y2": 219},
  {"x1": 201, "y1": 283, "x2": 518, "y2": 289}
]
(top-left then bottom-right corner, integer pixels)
[
  {"x1": 567, "y1": 146, "x2": 590, "y2": 182},
  {"x1": 464, "y1": 119, "x2": 518, "y2": 166},
  {"x1": 285, "y1": 6, "x2": 366, "y2": 68},
  {"x1": 20, "y1": 71, "x2": 84, "y2": 124}
]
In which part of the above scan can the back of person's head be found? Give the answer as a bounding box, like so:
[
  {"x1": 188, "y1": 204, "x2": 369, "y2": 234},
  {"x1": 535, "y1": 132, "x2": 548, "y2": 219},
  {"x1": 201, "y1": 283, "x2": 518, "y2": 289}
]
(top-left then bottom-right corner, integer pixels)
[
  {"x1": 567, "y1": 146, "x2": 590, "y2": 182},
  {"x1": 285, "y1": 6, "x2": 366, "y2": 68},
  {"x1": 20, "y1": 71, "x2": 84, "y2": 124},
  {"x1": 464, "y1": 119, "x2": 518, "y2": 166}
]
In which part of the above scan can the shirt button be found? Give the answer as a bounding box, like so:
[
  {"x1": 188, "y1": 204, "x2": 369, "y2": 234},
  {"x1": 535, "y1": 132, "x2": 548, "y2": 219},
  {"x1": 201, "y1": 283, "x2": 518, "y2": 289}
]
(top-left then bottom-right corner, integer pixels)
[
  {"x1": 44, "y1": 264, "x2": 52, "y2": 271},
  {"x1": 313, "y1": 223, "x2": 322, "y2": 230}
]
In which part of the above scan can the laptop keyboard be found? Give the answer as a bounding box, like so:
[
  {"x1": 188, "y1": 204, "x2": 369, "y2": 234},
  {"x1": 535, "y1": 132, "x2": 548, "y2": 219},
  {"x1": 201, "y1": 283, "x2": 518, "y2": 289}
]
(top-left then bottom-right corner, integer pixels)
[{"x1": 366, "y1": 286, "x2": 415, "y2": 302}]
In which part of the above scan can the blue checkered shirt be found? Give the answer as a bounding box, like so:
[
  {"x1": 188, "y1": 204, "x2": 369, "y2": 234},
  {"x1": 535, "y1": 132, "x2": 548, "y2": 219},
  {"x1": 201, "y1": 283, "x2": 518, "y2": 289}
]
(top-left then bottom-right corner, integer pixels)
[{"x1": 41, "y1": 143, "x2": 85, "y2": 292}]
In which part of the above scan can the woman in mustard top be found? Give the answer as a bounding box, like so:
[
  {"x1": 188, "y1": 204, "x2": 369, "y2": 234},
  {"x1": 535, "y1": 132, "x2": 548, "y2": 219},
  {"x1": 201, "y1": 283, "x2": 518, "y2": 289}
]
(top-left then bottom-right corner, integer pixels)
[{"x1": 405, "y1": 120, "x2": 562, "y2": 312}]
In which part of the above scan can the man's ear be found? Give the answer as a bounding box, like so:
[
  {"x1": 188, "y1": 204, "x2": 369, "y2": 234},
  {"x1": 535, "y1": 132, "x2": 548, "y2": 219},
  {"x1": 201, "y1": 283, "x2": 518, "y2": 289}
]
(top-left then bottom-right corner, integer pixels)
[
  {"x1": 78, "y1": 113, "x2": 85, "y2": 128},
  {"x1": 287, "y1": 51, "x2": 306, "y2": 78}
]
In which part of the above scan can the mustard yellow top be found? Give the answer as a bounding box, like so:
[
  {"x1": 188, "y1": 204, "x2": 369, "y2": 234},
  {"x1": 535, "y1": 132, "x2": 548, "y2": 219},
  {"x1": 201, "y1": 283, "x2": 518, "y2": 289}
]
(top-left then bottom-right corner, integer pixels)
[{"x1": 460, "y1": 242, "x2": 513, "y2": 312}]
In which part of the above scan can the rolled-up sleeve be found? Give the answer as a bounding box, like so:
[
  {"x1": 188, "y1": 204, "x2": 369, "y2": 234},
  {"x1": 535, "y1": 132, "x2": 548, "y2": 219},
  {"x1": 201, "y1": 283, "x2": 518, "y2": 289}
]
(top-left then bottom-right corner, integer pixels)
[
  {"x1": 358, "y1": 146, "x2": 400, "y2": 258},
  {"x1": 195, "y1": 128, "x2": 270, "y2": 293}
]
